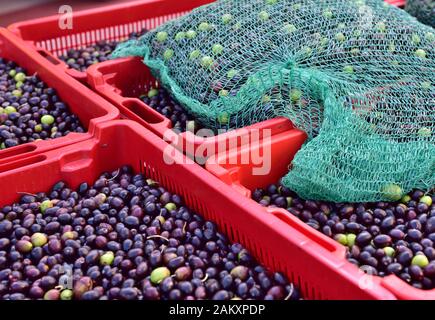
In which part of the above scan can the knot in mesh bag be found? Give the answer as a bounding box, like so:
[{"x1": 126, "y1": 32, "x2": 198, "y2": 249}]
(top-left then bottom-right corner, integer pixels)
[{"x1": 113, "y1": 0, "x2": 435, "y2": 202}]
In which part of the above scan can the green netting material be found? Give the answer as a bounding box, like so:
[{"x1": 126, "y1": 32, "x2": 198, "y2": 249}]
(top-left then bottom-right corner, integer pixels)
[
  {"x1": 113, "y1": 0, "x2": 435, "y2": 203},
  {"x1": 406, "y1": 0, "x2": 435, "y2": 28}
]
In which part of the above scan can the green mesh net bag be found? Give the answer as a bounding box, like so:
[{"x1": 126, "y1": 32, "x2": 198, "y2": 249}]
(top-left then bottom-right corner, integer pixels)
[
  {"x1": 406, "y1": 0, "x2": 435, "y2": 28},
  {"x1": 113, "y1": 0, "x2": 435, "y2": 203}
]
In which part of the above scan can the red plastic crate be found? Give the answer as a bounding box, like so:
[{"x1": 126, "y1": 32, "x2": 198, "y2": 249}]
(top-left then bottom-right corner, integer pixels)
[
  {"x1": 385, "y1": 0, "x2": 406, "y2": 7},
  {"x1": 0, "y1": 28, "x2": 119, "y2": 165},
  {"x1": 0, "y1": 120, "x2": 396, "y2": 300},
  {"x1": 205, "y1": 130, "x2": 435, "y2": 300},
  {"x1": 7, "y1": 0, "x2": 216, "y2": 83},
  {"x1": 87, "y1": 57, "x2": 294, "y2": 161}
]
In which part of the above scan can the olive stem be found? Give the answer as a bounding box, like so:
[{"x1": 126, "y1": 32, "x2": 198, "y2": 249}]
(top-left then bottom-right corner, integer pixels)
[
  {"x1": 182, "y1": 222, "x2": 187, "y2": 234},
  {"x1": 147, "y1": 235, "x2": 169, "y2": 242},
  {"x1": 201, "y1": 274, "x2": 209, "y2": 283},
  {"x1": 108, "y1": 169, "x2": 121, "y2": 181},
  {"x1": 17, "y1": 191, "x2": 38, "y2": 197},
  {"x1": 284, "y1": 284, "x2": 294, "y2": 300}
]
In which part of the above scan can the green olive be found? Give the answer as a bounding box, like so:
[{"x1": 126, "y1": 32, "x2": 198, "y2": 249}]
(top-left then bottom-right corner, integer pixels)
[
  {"x1": 62, "y1": 231, "x2": 76, "y2": 241},
  {"x1": 420, "y1": 195, "x2": 432, "y2": 206},
  {"x1": 100, "y1": 251, "x2": 115, "y2": 266},
  {"x1": 323, "y1": 9, "x2": 333, "y2": 19},
  {"x1": 411, "y1": 33, "x2": 421, "y2": 45},
  {"x1": 227, "y1": 69, "x2": 238, "y2": 79},
  {"x1": 156, "y1": 31, "x2": 168, "y2": 43},
  {"x1": 4, "y1": 106, "x2": 17, "y2": 114},
  {"x1": 186, "y1": 30, "x2": 197, "y2": 39},
  {"x1": 12, "y1": 90, "x2": 22, "y2": 97},
  {"x1": 283, "y1": 23, "x2": 297, "y2": 33},
  {"x1": 60, "y1": 289, "x2": 73, "y2": 300},
  {"x1": 163, "y1": 49, "x2": 174, "y2": 61},
  {"x1": 14, "y1": 72, "x2": 26, "y2": 82},
  {"x1": 189, "y1": 49, "x2": 201, "y2": 60},
  {"x1": 164, "y1": 202, "x2": 177, "y2": 212},
  {"x1": 334, "y1": 234, "x2": 348, "y2": 246},
  {"x1": 258, "y1": 11, "x2": 270, "y2": 21},
  {"x1": 411, "y1": 254, "x2": 429, "y2": 268},
  {"x1": 418, "y1": 127, "x2": 431, "y2": 137},
  {"x1": 150, "y1": 267, "x2": 171, "y2": 284},
  {"x1": 415, "y1": 49, "x2": 427, "y2": 59},
  {"x1": 200, "y1": 56, "x2": 214, "y2": 68},
  {"x1": 425, "y1": 32, "x2": 434, "y2": 42},
  {"x1": 343, "y1": 65, "x2": 354, "y2": 74},
  {"x1": 40, "y1": 199, "x2": 53, "y2": 213},
  {"x1": 175, "y1": 32, "x2": 186, "y2": 41},
  {"x1": 147, "y1": 88, "x2": 158, "y2": 98},
  {"x1": 290, "y1": 89, "x2": 302, "y2": 103},
  {"x1": 383, "y1": 247, "x2": 395, "y2": 257},
  {"x1": 198, "y1": 22, "x2": 211, "y2": 32},
  {"x1": 335, "y1": 32, "x2": 346, "y2": 42},
  {"x1": 31, "y1": 232, "x2": 48, "y2": 247},
  {"x1": 381, "y1": 183, "x2": 403, "y2": 201},
  {"x1": 218, "y1": 112, "x2": 229, "y2": 125},
  {"x1": 222, "y1": 14, "x2": 232, "y2": 24},
  {"x1": 346, "y1": 234, "x2": 356, "y2": 247},
  {"x1": 41, "y1": 115, "x2": 55, "y2": 126},
  {"x1": 219, "y1": 89, "x2": 229, "y2": 97},
  {"x1": 212, "y1": 44, "x2": 224, "y2": 55},
  {"x1": 400, "y1": 195, "x2": 411, "y2": 204},
  {"x1": 34, "y1": 124, "x2": 42, "y2": 133}
]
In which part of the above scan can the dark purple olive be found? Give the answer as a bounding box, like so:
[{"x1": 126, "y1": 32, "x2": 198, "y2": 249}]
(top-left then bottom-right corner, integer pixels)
[
  {"x1": 356, "y1": 231, "x2": 372, "y2": 246},
  {"x1": 373, "y1": 235, "x2": 392, "y2": 248},
  {"x1": 119, "y1": 287, "x2": 138, "y2": 300}
]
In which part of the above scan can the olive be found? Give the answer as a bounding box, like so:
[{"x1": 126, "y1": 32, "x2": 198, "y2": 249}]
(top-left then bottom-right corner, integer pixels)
[
  {"x1": 44, "y1": 289, "x2": 60, "y2": 300},
  {"x1": 397, "y1": 251, "x2": 413, "y2": 266},
  {"x1": 174, "y1": 266, "x2": 192, "y2": 281},
  {"x1": 409, "y1": 265, "x2": 424, "y2": 281},
  {"x1": 73, "y1": 277, "x2": 93, "y2": 299},
  {"x1": 119, "y1": 287, "x2": 138, "y2": 300},
  {"x1": 16, "y1": 240, "x2": 33, "y2": 253},
  {"x1": 60, "y1": 289, "x2": 73, "y2": 300},
  {"x1": 150, "y1": 267, "x2": 171, "y2": 284},
  {"x1": 31, "y1": 233, "x2": 48, "y2": 247},
  {"x1": 0, "y1": 220, "x2": 13, "y2": 236},
  {"x1": 373, "y1": 234, "x2": 392, "y2": 248},
  {"x1": 100, "y1": 251, "x2": 114, "y2": 266},
  {"x1": 355, "y1": 231, "x2": 372, "y2": 246},
  {"x1": 412, "y1": 254, "x2": 429, "y2": 268},
  {"x1": 29, "y1": 286, "x2": 44, "y2": 299},
  {"x1": 230, "y1": 266, "x2": 249, "y2": 281}
]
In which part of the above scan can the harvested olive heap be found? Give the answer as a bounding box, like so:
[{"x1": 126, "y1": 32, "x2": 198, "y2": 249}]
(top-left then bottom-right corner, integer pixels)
[
  {"x1": 59, "y1": 29, "x2": 147, "y2": 72},
  {"x1": 253, "y1": 184, "x2": 435, "y2": 290},
  {"x1": 0, "y1": 58, "x2": 84, "y2": 150},
  {"x1": 0, "y1": 166, "x2": 300, "y2": 300},
  {"x1": 141, "y1": 87, "x2": 199, "y2": 133}
]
